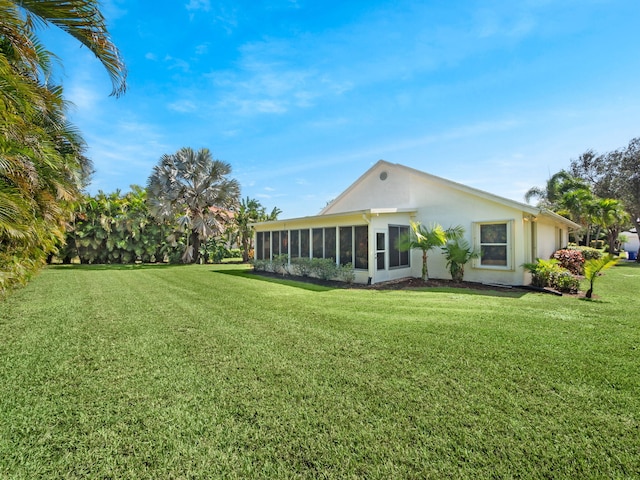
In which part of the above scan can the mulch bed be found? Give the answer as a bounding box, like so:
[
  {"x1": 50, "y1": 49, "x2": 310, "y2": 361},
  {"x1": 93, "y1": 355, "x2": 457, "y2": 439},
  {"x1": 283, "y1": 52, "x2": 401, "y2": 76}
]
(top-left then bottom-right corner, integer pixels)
[{"x1": 250, "y1": 270, "x2": 578, "y2": 295}]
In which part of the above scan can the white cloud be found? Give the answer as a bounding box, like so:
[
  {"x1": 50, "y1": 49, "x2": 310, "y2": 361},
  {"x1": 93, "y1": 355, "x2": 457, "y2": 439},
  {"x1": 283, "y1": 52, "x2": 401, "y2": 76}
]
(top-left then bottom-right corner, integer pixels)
[
  {"x1": 145, "y1": 52, "x2": 157, "y2": 61},
  {"x1": 168, "y1": 100, "x2": 198, "y2": 113},
  {"x1": 185, "y1": 0, "x2": 210, "y2": 11},
  {"x1": 195, "y1": 43, "x2": 209, "y2": 55},
  {"x1": 164, "y1": 55, "x2": 190, "y2": 72}
]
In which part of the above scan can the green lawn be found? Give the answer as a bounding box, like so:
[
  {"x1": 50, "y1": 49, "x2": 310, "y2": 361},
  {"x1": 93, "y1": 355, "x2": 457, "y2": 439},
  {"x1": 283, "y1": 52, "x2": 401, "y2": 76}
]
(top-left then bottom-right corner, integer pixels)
[{"x1": 1, "y1": 263, "x2": 638, "y2": 479}]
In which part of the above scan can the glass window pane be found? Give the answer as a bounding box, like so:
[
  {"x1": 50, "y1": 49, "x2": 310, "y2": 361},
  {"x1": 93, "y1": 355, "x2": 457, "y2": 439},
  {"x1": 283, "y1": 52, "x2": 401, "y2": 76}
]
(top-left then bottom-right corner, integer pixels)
[
  {"x1": 312, "y1": 228, "x2": 323, "y2": 258},
  {"x1": 481, "y1": 224, "x2": 507, "y2": 244},
  {"x1": 290, "y1": 230, "x2": 299, "y2": 258},
  {"x1": 264, "y1": 232, "x2": 271, "y2": 259},
  {"x1": 481, "y1": 246, "x2": 507, "y2": 266},
  {"x1": 281, "y1": 230, "x2": 288, "y2": 256},
  {"x1": 324, "y1": 228, "x2": 336, "y2": 260},
  {"x1": 272, "y1": 231, "x2": 280, "y2": 256},
  {"x1": 354, "y1": 226, "x2": 368, "y2": 269},
  {"x1": 300, "y1": 229, "x2": 310, "y2": 258},
  {"x1": 256, "y1": 232, "x2": 264, "y2": 260},
  {"x1": 389, "y1": 226, "x2": 399, "y2": 268},
  {"x1": 339, "y1": 227, "x2": 353, "y2": 266}
]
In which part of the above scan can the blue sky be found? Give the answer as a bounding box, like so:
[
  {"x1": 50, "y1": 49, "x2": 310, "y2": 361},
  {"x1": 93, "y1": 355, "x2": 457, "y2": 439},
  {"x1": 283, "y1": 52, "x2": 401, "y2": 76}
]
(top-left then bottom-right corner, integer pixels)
[{"x1": 42, "y1": 0, "x2": 640, "y2": 218}]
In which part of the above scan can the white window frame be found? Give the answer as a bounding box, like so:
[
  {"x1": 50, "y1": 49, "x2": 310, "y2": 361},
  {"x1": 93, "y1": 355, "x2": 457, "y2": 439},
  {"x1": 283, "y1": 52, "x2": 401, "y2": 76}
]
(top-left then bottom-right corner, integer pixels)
[{"x1": 473, "y1": 220, "x2": 514, "y2": 270}]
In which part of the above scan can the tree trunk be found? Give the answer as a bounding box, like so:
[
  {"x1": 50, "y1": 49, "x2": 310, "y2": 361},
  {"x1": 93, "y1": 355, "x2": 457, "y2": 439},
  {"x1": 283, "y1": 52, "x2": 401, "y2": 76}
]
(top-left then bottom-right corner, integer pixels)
[
  {"x1": 422, "y1": 251, "x2": 428, "y2": 280},
  {"x1": 242, "y1": 236, "x2": 250, "y2": 263},
  {"x1": 191, "y1": 231, "x2": 201, "y2": 264}
]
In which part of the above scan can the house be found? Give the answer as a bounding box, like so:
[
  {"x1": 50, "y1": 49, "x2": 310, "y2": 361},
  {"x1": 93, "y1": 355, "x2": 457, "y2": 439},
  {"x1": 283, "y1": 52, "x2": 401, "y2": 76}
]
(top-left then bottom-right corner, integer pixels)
[
  {"x1": 252, "y1": 160, "x2": 580, "y2": 285},
  {"x1": 621, "y1": 229, "x2": 639, "y2": 260}
]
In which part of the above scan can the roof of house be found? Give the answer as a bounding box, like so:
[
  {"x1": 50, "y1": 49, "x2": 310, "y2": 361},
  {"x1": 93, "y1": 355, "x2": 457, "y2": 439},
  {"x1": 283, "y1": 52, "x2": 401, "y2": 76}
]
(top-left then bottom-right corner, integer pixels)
[{"x1": 320, "y1": 160, "x2": 581, "y2": 230}]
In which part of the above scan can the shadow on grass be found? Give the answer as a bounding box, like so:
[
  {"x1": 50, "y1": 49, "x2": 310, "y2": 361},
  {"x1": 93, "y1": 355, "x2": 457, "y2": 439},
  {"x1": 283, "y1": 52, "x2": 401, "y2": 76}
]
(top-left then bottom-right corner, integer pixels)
[
  {"x1": 215, "y1": 268, "x2": 337, "y2": 292},
  {"x1": 217, "y1": 268, "x2": 529, "y2": 297}
]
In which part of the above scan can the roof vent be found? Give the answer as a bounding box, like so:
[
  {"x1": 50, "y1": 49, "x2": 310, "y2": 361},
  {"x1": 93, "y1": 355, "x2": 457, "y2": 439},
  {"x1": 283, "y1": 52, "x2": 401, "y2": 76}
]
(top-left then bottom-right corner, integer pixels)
[{"x1": 379, "y1": 171, "x2": 388, "y2": 181}]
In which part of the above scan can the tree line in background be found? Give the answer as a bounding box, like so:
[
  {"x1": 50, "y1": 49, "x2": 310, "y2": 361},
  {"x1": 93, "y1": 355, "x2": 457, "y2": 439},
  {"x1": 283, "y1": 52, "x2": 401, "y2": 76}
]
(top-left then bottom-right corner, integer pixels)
[
  {"x1": 525, "y1": 137, "x2": 640, "y2": 257},
  {"x1": 59, "y1": 148, "x2": 280, "y2": 267}
]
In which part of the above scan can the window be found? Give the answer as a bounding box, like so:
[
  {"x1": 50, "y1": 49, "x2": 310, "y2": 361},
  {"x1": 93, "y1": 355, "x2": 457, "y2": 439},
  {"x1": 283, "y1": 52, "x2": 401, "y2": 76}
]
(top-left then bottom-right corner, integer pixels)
[
  {"x1": 280, "y1": 230, "x2": 288, "y2": 257},
  {"x1": 263, "y1": 231, "x2": 271, "y2": 260},
  {"x1": 477, "y1": 221, "x2": 511, "y2": 268},
  {"x1": 256, "y1": 232, "x2": 264, "y2": 260},
  {"x1": 312, "y1": 228, "x2": 323, "y2": 258},
  {"x1": 300, "y1": 229, "x2": 310, "y2": 258},
  {"x1": 272, "y1": 231, "x2": 280, "y2": 256},
  {"x1": 324, "y1": 228, "x2": 336, "y2": 260},
  {"x1": 389, "y1": 225, "x2": 409, "y2": 268},
  {"x1": 339, "y1": 227, "x2": 353, "y2": 265},
  {"x1": 290, "y1": 230, "x2": 300, "y2": 258},
  {"x1": 354, "y1": 225, "x2": 368, "y2": 269}
]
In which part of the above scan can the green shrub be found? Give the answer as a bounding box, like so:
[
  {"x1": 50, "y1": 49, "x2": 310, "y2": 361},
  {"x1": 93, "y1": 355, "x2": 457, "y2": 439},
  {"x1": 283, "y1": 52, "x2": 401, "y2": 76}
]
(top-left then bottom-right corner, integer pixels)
[
  {"x1": 553, "y1": 271, "x2": 580, "y2": 293},
  {"x1": 569, "y1": 245, "x2": 603, "y2": 261},
  {"x1": 252, "y1": 259, "x2": 269, "y2": 272},
  {"x1": 524, "y1": 259, "x2": 565, "y2": 288},
  {"x1": 311, "y1": 258, "x2": 338, "y2": 281},
  {"x1": 272, "y1": 254, "x2": 289, "y2": 275},
  {"x1": 524, "y1": 258, "x2": 580, "y2": 293},
  {"x1": 291, "y1": 257, "x2": 313, "y2": 277},
  {"x1": 338, "y1": 263, "x2": 356, "y2": 284}
]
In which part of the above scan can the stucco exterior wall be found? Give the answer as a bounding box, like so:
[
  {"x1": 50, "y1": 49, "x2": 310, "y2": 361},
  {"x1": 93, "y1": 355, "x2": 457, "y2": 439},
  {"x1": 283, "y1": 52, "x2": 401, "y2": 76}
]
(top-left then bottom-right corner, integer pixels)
[{"x1": 254, "y1": 161, "x2": 578, "y2": 286}]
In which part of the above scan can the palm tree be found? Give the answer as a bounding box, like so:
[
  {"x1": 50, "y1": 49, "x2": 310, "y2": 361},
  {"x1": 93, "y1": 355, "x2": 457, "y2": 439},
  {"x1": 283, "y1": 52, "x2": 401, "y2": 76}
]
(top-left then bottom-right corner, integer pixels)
[
  {"x1": 400, "y1": 222, "x2": 463, "y2": 280},
  {"x1": 1, "y1": 0, "x2": 127, "y2": 96},
  {"x1": 584, "y1": 254, "x2": 618, "y2": 298},
  {"x1": 1, "y1": 0, "x2": 126, "y2": 293},
  {"x1": 442, "y1": 236, "x2": 480, "y2": 282},
  {"x1": 591, "y1": 198, "x2": 631, "y2": 254},
  {"x1": 525, "y1": 171, "x2": 589, "y2": 209},
  {"x1": 147, "y1": 148, "x2": 241, "y2": 264},
  {"x1": 232, "y1": 197, "x2": 282, "y2": 263}
]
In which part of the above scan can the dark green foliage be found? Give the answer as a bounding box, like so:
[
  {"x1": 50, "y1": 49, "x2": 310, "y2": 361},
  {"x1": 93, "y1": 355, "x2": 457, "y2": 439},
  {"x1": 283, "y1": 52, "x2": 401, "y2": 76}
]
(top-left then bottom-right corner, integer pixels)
[
  {"x1": 60, "y1": 188, "x2": 180, "y2": 264},
  {"x1": 524, "y1": 258, "x2": 579, "y2": 293},
  {"x1": 584, "y1": 254, "x2": 618, "y2": 298},
  {"x1": 441, "y1": 234, "x2": 479, "y2": 282},
  {"x1": 569, "y1": 245, "x2": 603, "y2": 260}
]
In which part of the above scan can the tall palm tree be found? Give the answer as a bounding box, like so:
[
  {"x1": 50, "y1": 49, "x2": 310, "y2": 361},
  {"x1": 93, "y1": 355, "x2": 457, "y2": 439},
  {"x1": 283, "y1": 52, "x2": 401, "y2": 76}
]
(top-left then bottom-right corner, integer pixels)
[
  {"x1": 147, "y1": 148, "x2": 241, "y2": 264},
  {"x1": 524, "y1": 170, "x2": 589, "y2": 209},
  {"x1": 592, "y1": 198, "x2": 630, "y2": 254}
]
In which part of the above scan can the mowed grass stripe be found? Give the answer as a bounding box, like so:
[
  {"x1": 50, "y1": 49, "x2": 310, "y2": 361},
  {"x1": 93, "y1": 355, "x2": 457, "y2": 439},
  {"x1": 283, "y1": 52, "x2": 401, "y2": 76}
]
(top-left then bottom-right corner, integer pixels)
[{"x1": 0, "y1": 263, "x2": 638, "y2": 478}]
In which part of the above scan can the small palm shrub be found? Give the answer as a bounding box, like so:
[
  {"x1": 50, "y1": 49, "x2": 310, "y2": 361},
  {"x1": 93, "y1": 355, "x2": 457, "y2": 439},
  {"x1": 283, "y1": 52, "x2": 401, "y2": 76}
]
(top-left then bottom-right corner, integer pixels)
[
  {"x1": 552, "y1": 249, "x2": 585, "y2": 275},
  {"x1": 441, "y1": 237, "x2": 479, "y2": 282},
  {"x1": 584, "y1": 254, "x2": 618, "y2": 298}
]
